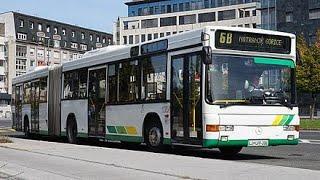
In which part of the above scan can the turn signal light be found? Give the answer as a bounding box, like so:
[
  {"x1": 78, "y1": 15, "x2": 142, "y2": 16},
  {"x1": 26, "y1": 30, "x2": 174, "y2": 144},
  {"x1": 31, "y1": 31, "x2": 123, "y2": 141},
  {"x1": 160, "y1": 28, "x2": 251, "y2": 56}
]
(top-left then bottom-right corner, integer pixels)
[{"x1": 206, "y1": 125, "x2": 219, "y2": 132}]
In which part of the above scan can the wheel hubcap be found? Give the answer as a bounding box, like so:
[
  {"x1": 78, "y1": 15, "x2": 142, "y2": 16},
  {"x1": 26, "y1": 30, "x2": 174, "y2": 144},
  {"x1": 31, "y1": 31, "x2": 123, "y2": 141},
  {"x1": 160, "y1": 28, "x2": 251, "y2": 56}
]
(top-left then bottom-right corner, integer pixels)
[{"x1": 148, "y1": 127, "x2": 161, "y2": 147}]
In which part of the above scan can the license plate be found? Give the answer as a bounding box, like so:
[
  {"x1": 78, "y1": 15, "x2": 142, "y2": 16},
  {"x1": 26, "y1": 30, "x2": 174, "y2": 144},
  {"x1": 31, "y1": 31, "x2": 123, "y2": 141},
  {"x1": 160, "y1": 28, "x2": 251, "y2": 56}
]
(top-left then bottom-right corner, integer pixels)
[{"x1": 248, "y1": 140, "x2": 269, "y2": 147}]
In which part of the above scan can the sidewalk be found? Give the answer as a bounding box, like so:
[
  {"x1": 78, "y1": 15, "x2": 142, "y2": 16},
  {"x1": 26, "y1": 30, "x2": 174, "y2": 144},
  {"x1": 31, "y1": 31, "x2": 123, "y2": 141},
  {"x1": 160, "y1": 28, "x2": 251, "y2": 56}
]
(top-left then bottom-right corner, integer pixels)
[{"x1": 0, "y1": 138, "x2": 320, "y2": 180}]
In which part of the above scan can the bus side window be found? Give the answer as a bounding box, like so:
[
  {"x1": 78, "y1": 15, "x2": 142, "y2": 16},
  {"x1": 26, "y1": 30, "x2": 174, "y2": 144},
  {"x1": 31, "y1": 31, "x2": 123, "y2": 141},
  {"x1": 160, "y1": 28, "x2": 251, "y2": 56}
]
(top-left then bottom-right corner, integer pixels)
[{"x1": 107, "y1": 64, "x2": 118, "y2": 103}]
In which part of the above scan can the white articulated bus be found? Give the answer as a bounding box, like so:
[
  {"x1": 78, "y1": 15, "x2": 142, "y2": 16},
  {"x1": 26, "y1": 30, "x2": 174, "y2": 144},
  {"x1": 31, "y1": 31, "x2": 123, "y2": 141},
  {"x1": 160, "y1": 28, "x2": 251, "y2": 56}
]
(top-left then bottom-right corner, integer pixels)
[{"x1": 12, "y1": 26, "x2": 299, "y2": 155}]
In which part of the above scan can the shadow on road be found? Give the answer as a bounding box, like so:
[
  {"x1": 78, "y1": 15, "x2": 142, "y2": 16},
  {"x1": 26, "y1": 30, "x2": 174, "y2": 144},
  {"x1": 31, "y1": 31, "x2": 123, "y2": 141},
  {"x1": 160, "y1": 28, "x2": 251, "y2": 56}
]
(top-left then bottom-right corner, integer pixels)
[{"x1": 8, "y1": 134, "x2": 283, "y2": 161}]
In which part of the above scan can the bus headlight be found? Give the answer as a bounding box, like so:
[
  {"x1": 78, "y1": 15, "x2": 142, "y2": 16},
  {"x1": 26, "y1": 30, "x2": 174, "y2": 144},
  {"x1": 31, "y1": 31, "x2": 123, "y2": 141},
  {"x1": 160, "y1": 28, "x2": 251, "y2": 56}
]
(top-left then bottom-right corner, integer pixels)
[
  {"x1": 219, "y1": 125, "x2": 234, "y2": 131},
  {"x1": 283, "y1": 125, "x2": 299, "y2": 131}
]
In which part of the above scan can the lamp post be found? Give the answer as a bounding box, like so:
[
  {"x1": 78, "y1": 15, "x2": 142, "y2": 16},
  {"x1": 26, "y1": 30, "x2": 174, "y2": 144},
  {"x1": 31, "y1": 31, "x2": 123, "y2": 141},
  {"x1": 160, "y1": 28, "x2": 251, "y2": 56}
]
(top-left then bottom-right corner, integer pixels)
[{"x1": 44, "y1": 36, "x2": 50, "y2": 66}]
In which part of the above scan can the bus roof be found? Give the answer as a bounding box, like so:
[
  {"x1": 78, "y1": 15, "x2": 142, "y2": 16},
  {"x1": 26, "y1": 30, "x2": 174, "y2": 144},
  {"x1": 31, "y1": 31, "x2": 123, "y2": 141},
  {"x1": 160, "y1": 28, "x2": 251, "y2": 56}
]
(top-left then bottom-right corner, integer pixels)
[{"x1": 12, "y1": 26, "x2": 296, "y2": 85}]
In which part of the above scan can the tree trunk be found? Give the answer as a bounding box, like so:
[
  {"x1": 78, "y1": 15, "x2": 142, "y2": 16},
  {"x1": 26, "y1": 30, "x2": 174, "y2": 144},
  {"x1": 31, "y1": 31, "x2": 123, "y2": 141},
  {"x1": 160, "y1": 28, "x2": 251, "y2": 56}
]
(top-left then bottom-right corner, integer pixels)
[{"x1": 310, "y1": 94, "x2": 317, "y2": 120}]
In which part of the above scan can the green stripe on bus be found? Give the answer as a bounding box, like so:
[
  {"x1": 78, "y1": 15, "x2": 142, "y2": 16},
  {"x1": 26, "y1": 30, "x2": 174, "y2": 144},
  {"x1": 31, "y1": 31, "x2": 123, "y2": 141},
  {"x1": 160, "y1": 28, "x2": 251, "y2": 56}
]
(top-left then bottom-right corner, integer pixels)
[
  {"x1": 254, "y1": 57, "x2": 295, "y2": 68},
  {"x1": 279, "y1": 115, "x2": 289, "y2": 125},
  {"x1": 284, "y1": 115, "x2": 294, "y2": 125},
  {"x1": 106, "y1": 134, "x2": 143, "y2": 143},
  {"x1": 107, "y1": 126, "x2": 117, "y2": 134},
  {"x1": 116, "y1": 126, "x2": 127, "y2": 134}
]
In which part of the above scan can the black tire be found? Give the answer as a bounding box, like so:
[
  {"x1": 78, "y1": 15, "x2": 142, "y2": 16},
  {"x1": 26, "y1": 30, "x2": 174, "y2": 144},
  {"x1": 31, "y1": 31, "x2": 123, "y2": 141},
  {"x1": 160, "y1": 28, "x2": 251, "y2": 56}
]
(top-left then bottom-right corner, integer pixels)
[
  {"x1": 67, "y1": 119, "x2": 78, "y2": 144},
  {"x1": 144, "y1": 121, "x2": 164, "y2": 152},
  {"x1": 219, "y1": 147, "x2": 242, "y2": 156},
  {"x1": 24, "y1": 118, "x2": 30, "y2": 138}
]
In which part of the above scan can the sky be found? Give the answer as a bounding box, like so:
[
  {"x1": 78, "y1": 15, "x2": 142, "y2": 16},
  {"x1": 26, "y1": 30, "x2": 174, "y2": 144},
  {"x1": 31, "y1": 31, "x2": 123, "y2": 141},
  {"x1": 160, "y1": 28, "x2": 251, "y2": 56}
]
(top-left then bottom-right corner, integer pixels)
[{"x1": 0, "y1": 0, "x2": 128, "y2": 33}]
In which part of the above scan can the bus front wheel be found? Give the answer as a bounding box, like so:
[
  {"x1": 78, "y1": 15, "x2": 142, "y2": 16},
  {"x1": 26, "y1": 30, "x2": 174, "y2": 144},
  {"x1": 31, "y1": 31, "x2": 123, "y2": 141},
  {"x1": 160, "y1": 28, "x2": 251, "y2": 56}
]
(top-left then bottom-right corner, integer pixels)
[
  {"x1": 219, "y1": 147, "x2": 242, "y2": 156},
  {"x1": 145, "y1": 122, "x2": 164, "y2": 152}
]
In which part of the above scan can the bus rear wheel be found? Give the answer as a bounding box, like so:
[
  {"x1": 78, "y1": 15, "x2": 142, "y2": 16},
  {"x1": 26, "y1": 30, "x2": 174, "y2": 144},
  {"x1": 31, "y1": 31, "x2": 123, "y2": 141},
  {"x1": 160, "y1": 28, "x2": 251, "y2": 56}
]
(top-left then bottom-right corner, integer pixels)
[
  {"x1": 67, "y1": 119, "x2": 78, "y2": 144},
  {"x1": 219, "y1": 147, "x2": 242, "y2": 156}
]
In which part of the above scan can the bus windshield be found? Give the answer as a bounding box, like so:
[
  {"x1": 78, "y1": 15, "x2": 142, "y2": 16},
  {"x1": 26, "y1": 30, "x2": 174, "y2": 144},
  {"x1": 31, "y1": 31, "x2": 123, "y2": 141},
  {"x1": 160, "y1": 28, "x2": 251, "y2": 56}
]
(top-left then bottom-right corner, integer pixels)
[{"x1": 206, "y1": 55, "x2": 295, "y2": 107}]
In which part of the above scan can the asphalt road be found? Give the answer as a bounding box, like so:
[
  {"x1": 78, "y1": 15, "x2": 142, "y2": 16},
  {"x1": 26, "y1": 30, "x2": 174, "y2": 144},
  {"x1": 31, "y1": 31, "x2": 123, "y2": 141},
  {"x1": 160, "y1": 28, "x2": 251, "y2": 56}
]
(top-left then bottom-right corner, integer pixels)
[{"x1": 1, "y1": 137, "x2": 320, "y2": 180}]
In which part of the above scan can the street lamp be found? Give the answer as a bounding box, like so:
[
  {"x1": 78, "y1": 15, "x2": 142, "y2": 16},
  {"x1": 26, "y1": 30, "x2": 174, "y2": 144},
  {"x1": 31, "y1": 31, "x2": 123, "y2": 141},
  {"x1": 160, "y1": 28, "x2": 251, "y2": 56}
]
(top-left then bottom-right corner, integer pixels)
[{"x1": 44, "y1": 36, "x2": 50, "y2": 66}]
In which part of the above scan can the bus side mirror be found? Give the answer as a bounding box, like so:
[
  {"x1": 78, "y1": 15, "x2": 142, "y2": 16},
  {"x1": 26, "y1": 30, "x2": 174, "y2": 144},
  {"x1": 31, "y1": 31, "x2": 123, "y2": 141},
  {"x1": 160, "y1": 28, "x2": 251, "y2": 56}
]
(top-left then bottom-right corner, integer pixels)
[
  {"x1": 296, "y1": 50, "x2": 302, "y2": 66},
  {"x1": 202, "y1": 46, "x2": 212, "y2": 65}
]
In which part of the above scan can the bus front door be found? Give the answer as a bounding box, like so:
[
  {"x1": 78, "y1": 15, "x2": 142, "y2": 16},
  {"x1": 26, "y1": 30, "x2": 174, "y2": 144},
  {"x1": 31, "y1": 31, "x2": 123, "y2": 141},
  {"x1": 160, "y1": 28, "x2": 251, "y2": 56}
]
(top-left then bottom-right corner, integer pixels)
[
  {"x1": 88, "y1": 67, "x2": 106, "y2": 137},
  {"x1": 171, "y1": 53, "x2": 202, "y2": 145}
]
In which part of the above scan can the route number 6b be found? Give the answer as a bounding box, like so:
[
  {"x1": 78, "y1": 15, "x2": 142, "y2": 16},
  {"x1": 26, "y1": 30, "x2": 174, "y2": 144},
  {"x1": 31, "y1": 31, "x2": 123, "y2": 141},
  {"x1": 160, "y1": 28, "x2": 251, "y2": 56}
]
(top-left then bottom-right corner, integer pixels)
[{"x1": 219, "y1": 32, "x2": 233, "y2": 44}]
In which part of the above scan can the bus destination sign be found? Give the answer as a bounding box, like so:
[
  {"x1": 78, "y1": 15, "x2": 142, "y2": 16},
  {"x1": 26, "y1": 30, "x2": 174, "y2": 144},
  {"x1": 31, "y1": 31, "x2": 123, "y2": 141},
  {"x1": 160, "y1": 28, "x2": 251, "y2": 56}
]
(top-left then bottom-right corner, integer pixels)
[{"x1": 215, "y1": 30, "x2": 291, "y2": 54}]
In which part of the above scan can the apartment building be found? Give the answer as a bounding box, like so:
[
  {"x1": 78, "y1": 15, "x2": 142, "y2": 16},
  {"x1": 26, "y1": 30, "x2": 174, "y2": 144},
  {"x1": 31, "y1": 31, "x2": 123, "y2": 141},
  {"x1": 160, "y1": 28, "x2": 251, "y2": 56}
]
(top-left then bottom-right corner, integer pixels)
[
  {"x1": 114, "y1": 0, "x2": 261, "y2": 45},
  {"x1": 0, "y1": 11, "x2": 113, "y2": 94}
]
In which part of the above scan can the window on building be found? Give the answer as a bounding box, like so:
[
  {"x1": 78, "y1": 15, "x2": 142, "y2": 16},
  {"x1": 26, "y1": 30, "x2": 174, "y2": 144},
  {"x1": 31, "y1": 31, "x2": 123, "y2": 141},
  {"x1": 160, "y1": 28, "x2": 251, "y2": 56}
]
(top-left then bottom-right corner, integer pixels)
[
  {"x1": 245, "y1": 11, "x2": 250, "y2": 17},
  {"x1": 173, "y1": 4, "x2": 178, "y2": 12},
  {"x1": 252, "y1": 10, "x2": 257, "y2": 16},
  {"x1": 38, "y1": 23, "x2": 42, "y2": 31},
  {"x1": 161, "y1": 5, "x2": 166, "y2": 13},
  {"x1": 46, "y1": 25, "x2": 50, "y2": 33},
  {"x1": 81, "y1": 32, "x2": 85, "y2": 40},
  {"x1": 160, "y1": 33, "x2": 164, "y2": 37},
  {"x1": 286, "y1": 12, "x2": 293, "y2": 22},
  {"x1": 30, "y1": 22, "x2": 34, "y2": 29},
  {"x1": 167, "y1": 5, "x2": 172, "y2": 13},
  {"x1": 166, "y1": 32, "x2": 171, "y2": 36},
  {"x1": 135, "y1": 35, "x2": 139, "y2": 44},
  {"x1": 179, "y1": 14, "x2": 196, "y2": 25},
  {"x1": 179, "y1": 3, "x2": 184, "y2": 11},
  {"x1": 37, "y1": 49, "x2": 44, "y2": 58},
  {"x1": 199, "y1": 12, "x2": 216, "y2": 23},
  {"x1": 62, "y1": 29, "x2": 66, "y2": 35},
  {"x1": 185, "y1": 2, "x2": 190, "y2": 11},
  {"x1": 62, "y1": 52, "x2": 67, "y2": 60},
  {"x1": 141, "y1": 34, "x2": 146, "y2": 42},
  {"x1": 80, "y1": 44, "x2": 87, "y2": 51},
  {"x1": 147, "y1": 34, "x2": 152, "y2": 41},
  {"x1": 54, "y1": 40, "x2": 60, "y2": 48},
  {"x1": 97, "y1": 36, "x2": 100, "y2": 42},
  {"x1": 19, "y1": 20, "x2": 24, "y2": 27},
  {"x1": 154, "y1": 33, "x2": 158, "y2": 39},
  {"x1": 160, "y1": 17, "x2": 177, "y2": 27},
  {"x1": 239, "y1": 10, "x2": 244, "y2": 18},
  {"x1": 141, "y1": 18, "x2": 158, "y2": 28},
  {"x1": 16, "y1": 59, "x2": 27, "y2": 76},
  {"x1": 30, "y1": 60, "x2": 35, "y2": 67},
  {"x1": 123, "y1": 36, "x2": 128, "y2": 44},
  {"x1": 30, "y1": 47, "x2": 35, "y2": 56},
  {"x1": 72, "y1": 31, "x2": 75, "y2": 38},
  {"x1": 129, "y1": 35, "x2": 134, "y2": 44},
  {"x1": 218, "y1": 9, "x2": 236, "y2": 21},
  {"x1": 245, "y1": 24, "x2": 250, "y2": 28},
  {"x1": 90, "y1": 34, "x2": 93, "y2": 41},
  {"x1": 54, "y1": 51, "x2": 60, "y2": 59},
  {"x1": 102, "y1": 38, "x2": 106, "y2": 43},
  {"x1": 309, "y1": 8, "x2": 320, "y2": 20},
  {"x1": 17, "y1": 33, "x2": 27, "y2": 40},
  {"x1": 54, "y1": 27, "x2": 58, "y2": 34},
  {"x1": 71, "y1": 42, "x2": 78, "y2": 49},
  {"x1": 16, "y1": 45, "x2": 27, "y2": 57},
  {"x1": 253, "y1": 23, "x2": 257, "y2": 28}
]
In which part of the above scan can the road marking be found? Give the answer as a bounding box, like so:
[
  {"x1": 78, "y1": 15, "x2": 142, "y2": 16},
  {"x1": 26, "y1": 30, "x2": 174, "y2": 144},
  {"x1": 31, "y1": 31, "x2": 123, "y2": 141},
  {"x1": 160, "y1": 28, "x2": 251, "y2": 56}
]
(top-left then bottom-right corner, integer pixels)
[{"x1": 299, "y1": 139, "x2": 320, "y2": 145}]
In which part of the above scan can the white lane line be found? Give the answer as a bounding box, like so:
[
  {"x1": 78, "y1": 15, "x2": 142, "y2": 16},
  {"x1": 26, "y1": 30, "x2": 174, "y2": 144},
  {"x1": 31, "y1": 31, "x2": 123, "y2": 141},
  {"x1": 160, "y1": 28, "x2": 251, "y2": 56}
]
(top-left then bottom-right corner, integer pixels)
[{"x1": 299, "y1": 139, "x2": 320, "y2": 145}]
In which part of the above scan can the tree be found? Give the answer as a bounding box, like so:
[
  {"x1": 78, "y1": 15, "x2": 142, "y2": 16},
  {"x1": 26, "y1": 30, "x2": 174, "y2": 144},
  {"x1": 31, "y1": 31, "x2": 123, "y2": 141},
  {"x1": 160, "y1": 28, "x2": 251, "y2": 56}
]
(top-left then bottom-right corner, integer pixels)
[{"x1": 296, "y1": 30, "x2": 320, "y2": 120}]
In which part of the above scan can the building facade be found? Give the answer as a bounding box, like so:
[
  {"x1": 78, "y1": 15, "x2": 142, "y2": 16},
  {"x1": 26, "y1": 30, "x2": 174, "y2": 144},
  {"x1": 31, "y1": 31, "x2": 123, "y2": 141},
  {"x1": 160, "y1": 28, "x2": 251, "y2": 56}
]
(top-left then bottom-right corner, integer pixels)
[
  {"x1": 114, "y1": 0, "x2": 261, "y2": 45},
  {"x1": 0, "y1": 12, "x2": 113, "y2": 94},
  {"x1": 260, "y1": 0, "x2": 320, "y2": 44}
]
